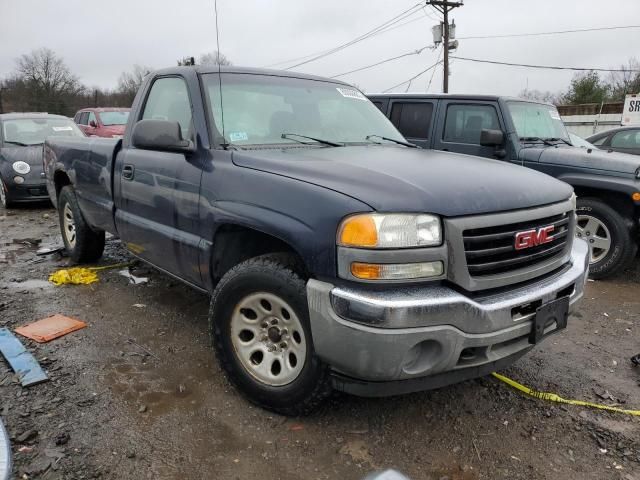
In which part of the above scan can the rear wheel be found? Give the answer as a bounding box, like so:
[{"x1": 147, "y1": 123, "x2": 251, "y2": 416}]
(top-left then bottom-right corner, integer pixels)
[
  {"x1": 209, "y1": 254, "x2": 332, "y2": 415},
  {"x1": 57, "y1": 186, "x2": 105, "y2": 263},
  {"x1": 576, "y1": 197, "x2": 636, "y2": 279}
]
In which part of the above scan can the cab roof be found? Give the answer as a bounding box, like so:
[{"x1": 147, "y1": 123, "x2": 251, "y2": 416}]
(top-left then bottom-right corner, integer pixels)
[{"x1": 151, "y1": 65, "x2": 353, "y2": 86}]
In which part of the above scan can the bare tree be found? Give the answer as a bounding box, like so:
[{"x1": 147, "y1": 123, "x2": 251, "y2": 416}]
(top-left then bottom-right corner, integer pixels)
[
  {"x1": 198, "y1": 51, "x2": 232, "y2": 67},
  {"x1": 519, "y1": 88, "x2": 561, "y2": 105},
  {"x1": 14, "y1": 48, "x2": 84, "y2": 112},
  {"x1": 606, "y1": 58, "x2": 640, "y2": 101},
  {"x1": 117, "y1": 64, "x2": 152, "y2": 102}
]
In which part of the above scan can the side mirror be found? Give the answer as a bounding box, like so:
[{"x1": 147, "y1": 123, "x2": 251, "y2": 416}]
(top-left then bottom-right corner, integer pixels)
[
  {"x1": 480, "y1": 129, "x2": 504, "y2": 147},
  {"x1": 89, "y1": 120, "x2": 97, "y2": 128},
  {"x1": 131, "y1": 119, "x2": 195, "y2": 153}
]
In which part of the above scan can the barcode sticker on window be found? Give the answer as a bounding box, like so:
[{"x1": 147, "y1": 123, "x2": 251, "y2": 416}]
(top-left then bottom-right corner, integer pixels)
[{"x1": 336, "y1": 87, "x2": 367, "y2": 101}]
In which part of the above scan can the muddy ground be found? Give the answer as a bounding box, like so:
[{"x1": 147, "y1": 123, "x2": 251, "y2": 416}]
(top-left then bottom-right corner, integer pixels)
[{"x1": 1, "y1": 204, "x2": 639, "y2": 480}]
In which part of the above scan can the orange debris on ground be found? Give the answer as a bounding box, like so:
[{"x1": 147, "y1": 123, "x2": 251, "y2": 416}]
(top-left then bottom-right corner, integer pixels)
[{"x1": 15, "y1": 314, "x2": 87, "y2": 343}]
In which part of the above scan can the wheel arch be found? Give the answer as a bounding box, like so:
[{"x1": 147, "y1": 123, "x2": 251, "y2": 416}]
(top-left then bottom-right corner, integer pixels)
[{"x1": 207, "y1": 223, "x2": 310, "y2": 288}]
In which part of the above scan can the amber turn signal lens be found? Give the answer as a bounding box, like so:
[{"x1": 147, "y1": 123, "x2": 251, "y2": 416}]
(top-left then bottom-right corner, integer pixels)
[
  {"x1": 632, "y1": 192, "x2": 640, "y2": 201},
  {"x1": 338, "y1": 215, "x2": 378, "y2": 247},
  {"x1": 351, "y1": 262, "x2": 382, "y2": 280}
]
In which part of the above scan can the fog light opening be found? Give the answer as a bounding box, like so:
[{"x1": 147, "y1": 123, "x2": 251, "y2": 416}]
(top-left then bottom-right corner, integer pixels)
[{"x1": 13, "y1": 176, "x2": 25, "y2": 184}]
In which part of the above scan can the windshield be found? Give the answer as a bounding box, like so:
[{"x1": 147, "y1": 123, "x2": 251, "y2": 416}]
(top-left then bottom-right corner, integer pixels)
[
  {"x1": 202, "y1": 73, "x2": 405, "y2": 147},
  {"x1": 507, "y1": 101, "x2": 570, "y2": 143},
  {"x1": 2, "y1": 117, "x2": 84, "y2": 146},
  {"x1": 99, "y1": 111, "x2": 129, "y2": 126}
]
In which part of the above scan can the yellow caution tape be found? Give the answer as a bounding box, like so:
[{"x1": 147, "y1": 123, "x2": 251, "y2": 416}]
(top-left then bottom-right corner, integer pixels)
[
  {"x1": 492, "y1": 372, "x2": 640, "y2": 417},
  {"x1": 48, "y1": 262, "x2": 133, "y2": 286}
]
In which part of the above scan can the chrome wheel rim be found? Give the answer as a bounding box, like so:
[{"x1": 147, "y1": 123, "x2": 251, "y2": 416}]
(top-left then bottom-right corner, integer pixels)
[
  {"x1": 62, "y1": 203, "x2": 77, "y2": 248},
  {"x1": 576, "y1": 214, "x2": 611, "y2": 264},
  {"x1": 231, "y1": 292, "x2": 306, "y2": 387}
]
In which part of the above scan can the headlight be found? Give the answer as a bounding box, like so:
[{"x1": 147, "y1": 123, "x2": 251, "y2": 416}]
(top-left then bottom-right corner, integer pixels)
[
  {"x1": 12, "y1": 161, "x2": 31, "y2": 175},
  {"x1": 337, "y1": 213, "x2": 442, "y2": 248}
]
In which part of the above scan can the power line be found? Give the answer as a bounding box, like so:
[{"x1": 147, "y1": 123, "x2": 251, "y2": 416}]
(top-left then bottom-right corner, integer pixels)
[
  {"x1": 330, "y1": 45, "x2": 431, "y2": 78},
  {"x1": 283, "y1": 2, "x2": 424, "y2": 70},
  {"x1": 426, "y1": 46, "x2": 443, "y2": 91},
  {"x1": 458, "y1": 24, "x2": 640, "y2": 40},
  {"x1": 383, "y1": 60, "x2": 444, "y2": 92},
  {"x1": 450, "y1": 56, "x2": 640, "y2": 72}
]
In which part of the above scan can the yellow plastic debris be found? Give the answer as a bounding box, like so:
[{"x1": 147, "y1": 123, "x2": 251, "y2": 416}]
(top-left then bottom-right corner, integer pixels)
[
  {"x1": 48, "y1": 263, "x2": 133, "y2": 286},
  {"x1": 49, "y1": 268, "x2": 98, "y2": 285},
  {"x1": 492, "y1": 372, "x2": 640, "y2": 417}
]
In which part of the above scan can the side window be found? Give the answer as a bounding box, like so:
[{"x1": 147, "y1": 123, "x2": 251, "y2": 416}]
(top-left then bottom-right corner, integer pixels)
[
  {"x1": 390, "y1": 102, "x2": 434, "y2": 139},
  {"x1": 141, "y1": 77, "x2": 192, "y2": 138},
  {"x1": 78, "y1": 112, "x2": 89, "y2": 125},
  {"x1": 611, "y1": 130, "x2": 640, "y2": 148},
  {"x1": 88, "y1": 112, "x2": 97, "y2": 126},
  {"x1": 591, "y1": 136, "x2": 608, "y2": 146},
  {"x1": 372, "y1": 101, "x2": 384, "y2": 113},
  {"x1": 443, "y1": 104, "x2": 500, "y2": 144}
]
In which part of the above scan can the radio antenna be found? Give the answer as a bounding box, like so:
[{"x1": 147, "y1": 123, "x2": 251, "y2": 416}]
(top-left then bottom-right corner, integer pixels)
[{"x1": 214, "y1": 0, "x2": 228, "y2": 149}]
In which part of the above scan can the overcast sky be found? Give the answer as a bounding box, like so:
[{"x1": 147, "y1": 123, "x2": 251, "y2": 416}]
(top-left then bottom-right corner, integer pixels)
[{"x1": 1, "y1": 0, "x2": 639, "y2": 96}]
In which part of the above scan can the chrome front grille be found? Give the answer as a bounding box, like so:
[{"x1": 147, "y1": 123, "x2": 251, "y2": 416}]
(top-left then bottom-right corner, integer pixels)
[{"x1": 463, "y1": 212, "x2": 571, "y2": 277}]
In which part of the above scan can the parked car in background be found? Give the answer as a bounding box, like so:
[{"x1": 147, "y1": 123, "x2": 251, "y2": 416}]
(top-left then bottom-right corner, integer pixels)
[
  {"x1": 586, "y1": 126, "x2": 640, "y2": 156},
  {"x1": 0, "y1": 113, "x2": 84, "y2": 208},
  {"x1": 45, "y1": 66, "x2": 588, "y2": 414},
  {"x1": 369, "y1": 93, "x2": 640, "y2": 279},
  {"x1": 569, "y1": 132, "x2": 596, "y2": 149},
  {"x1": 74, "y1": 108, "x2": 130, "y2": 138}
]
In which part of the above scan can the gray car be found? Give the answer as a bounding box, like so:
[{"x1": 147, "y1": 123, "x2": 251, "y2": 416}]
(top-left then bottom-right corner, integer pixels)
[
  {"x1": 0, "y1": 113, "x2": 84, "y2": 208},
  {"x1": 587, "y1": 126, "x2": 640, "y2": 156}
]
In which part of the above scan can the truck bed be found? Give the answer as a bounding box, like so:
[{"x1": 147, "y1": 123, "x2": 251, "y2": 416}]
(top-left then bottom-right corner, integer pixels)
[{"x1": 44, "y1": 136, "x2": 121, "y2": 234}]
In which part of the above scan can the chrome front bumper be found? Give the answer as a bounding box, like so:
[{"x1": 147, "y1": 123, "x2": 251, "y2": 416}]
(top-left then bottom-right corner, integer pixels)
[{"x1": 307, "y1": 238, "x2": 589, "y2": 395}]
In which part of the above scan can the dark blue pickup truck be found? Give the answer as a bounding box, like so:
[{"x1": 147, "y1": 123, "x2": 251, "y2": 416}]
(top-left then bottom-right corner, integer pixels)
[{"x1": 44, "y1": 66, "x2": 588, "y2": 415}]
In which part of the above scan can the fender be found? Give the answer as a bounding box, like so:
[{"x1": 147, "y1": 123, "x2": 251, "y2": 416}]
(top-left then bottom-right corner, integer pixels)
[{"x1": 556, "y1": 172, "x2": 640, "y2": 206}]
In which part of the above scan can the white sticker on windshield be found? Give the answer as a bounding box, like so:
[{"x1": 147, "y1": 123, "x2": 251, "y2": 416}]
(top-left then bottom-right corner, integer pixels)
[
  {"x1": 336, "y1": 87, "x2": 367, "y2": 101},
  {"x1": 52, "y1": 126, "x2": 73, "y2": 132},
  {"x1": 229, "y1": 131, "x2": 248, "y2": 142},
  {"x1": 549, "y1": 110, "x2": 561, "y2": 121}
]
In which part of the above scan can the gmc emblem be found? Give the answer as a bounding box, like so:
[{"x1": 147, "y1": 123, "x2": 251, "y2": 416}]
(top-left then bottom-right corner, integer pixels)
[{"x1": 514, "y1": 225, "x2": 555, "y2": 250}]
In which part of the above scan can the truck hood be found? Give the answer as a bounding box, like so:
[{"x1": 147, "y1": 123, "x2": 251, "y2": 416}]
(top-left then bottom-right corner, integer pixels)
[
  {"x1": 232, "y1": 146, "x2": 573, "y2": 217},
  {"x1": 520, "y1": 145, "x2": 640, "y2": 176},
  {"x1": 102, "y1": 125, "x2": 126, "y2": 135}
]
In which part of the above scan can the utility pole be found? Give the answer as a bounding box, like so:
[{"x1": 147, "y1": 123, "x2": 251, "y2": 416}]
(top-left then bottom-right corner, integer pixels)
[{"x1": 426, "y1": 1, "x2": 463, "y2": 93}]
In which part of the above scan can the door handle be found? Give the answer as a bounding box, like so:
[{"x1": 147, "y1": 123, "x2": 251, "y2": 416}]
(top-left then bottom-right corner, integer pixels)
[{"x1": 122, "y1": 165, "x2": 135, "y2": 180}]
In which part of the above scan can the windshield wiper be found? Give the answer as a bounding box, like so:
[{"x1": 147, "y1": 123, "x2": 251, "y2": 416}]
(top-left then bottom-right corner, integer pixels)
[
  {"x1": 280, "y1": 133, "x2": 343, "y2": 147},
  {"x1": 520, "y1": 136, "x2": 555, "y2": 146},
  {"x1": 544, "y1": 137, "x2": 572, "y2": 146},
  {"x1": 365, "y1": 135, "x2": 418, "y2": 148},
  {"x1": 3, "y1": 141, "x2": 30, "y2": 147}
]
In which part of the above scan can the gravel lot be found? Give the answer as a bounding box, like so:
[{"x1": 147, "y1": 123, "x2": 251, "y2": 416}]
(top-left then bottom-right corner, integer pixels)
[{"x1": 1, "y1": 205, "x2": 639, "y2": 480}]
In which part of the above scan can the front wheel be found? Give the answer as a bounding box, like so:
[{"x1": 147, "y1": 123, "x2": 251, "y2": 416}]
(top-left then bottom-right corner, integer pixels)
[
  {"x1": 209, "y1": 254, "x2": 332, "y2": 415},
  {"x1": 576, "y1": 197, "x2": 636, "y2": 279},
  {"x1": 0, "y1": 177, "x2": 11, "y2": 209},
  {"x1": 58, "y1": 186, "x2": 105, "y2": 263}
]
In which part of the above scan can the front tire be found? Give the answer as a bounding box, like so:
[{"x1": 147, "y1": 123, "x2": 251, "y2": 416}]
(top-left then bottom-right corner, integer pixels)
[
  {"x1": 58, "y1": 186, "x2": 105, "y2": 263},
  {"x1": 0, "y1": 177, "x2": 11, "y2": 209},
  {"x1": 576, "y1": 197, "x2": 636, "y2": 279},
  {"x1": 209, "y1": 254, "x2": 332, "y2": 415}
]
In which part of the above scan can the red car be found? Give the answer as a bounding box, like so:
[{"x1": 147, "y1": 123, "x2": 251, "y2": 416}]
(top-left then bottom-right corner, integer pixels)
[{"x1": 74, "y1": 108, "x2": 130, "y2": 138}]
